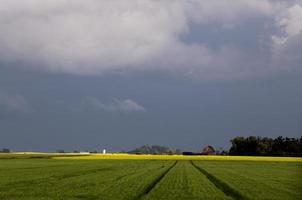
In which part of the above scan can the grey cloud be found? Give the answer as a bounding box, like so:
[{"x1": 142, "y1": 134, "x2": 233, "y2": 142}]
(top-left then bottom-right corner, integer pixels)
[
  {"x1": 85, "y1": 97, "x2": 146, "y2": 113},
  {"x1": 0, "y1": 0, "x2": 301, "y2": 79},
  {"x1": 272, "y1": 32, "x2": 302, "y2": 71},
  {"x1": 272, "y1": 3, "x2": 302, "y2": 44},
  {"x1": 271, "y1": 3, "x2": 302, "y2": 71},
  {"x1": 184, "y1": 0, "x2": 274, "y2": 27}
]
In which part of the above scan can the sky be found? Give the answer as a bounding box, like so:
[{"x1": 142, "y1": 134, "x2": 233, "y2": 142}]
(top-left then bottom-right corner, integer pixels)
[{"x1": 0, "y1": 0, "x2": 302, "y2": 152}]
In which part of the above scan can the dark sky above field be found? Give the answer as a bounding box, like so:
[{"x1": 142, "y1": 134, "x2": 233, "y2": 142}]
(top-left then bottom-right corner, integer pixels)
[{"x1": 0, "y1": 0, "x2": 302, "y2": 152}]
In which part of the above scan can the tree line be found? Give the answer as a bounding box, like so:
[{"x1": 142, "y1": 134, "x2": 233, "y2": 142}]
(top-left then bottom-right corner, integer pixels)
[
  {"x1": 0, "y1": 148, "x2": 10, "y2": 153},
  {"x1": 229, "y1": 136, "x2": 302, "y2": 156}
]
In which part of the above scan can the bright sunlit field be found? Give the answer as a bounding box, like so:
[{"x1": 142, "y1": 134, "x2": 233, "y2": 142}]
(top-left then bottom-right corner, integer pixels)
[{"x1": 0, "y1": 153, "x2": 301, "y2": 200}]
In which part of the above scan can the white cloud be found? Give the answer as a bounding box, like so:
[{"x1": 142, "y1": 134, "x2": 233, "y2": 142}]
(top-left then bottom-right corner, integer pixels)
[
  {"x1": 273, "y1": 3, "x2": 302, "y2": 44},
  {"x1": 0, "y1": 0, "x2": 187, "y2": 74},
  {"x1": 0, "y1": 0, "x2": 301, "y2": 79},
  {"x1": 271, "y1": 2, "x2": 302, "y2": 71},
  {"x1": 85, "y1": 97, "x2": 146, "y2": 113},
  {"x1": 0, "y1": 93, "x2": 29, "y2": 112}
]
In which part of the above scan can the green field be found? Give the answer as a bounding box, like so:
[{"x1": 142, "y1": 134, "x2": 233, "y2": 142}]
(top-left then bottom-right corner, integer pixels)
[{"x1": 0, "y1": 157, "x2": 301, "y2": 200}]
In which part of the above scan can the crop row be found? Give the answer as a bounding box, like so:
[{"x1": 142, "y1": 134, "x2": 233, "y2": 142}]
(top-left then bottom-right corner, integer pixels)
[
  {"x1": 0, "y1": 159, "x2": 301, "y2": 199},
  {"x1": 0, "y1": 160, "x2": 176, "y2": 200},
  {"x1": 192, "y1": 161, "x2": 302, "y2": 200}
]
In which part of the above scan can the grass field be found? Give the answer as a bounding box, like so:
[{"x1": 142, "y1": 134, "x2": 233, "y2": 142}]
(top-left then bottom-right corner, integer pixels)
[{"x1": 0, "y1": 153, "x2": 301, "y2": 200}]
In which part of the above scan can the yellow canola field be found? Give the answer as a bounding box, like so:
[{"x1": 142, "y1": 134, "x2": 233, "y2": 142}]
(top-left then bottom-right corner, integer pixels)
[{"x1": 53, "y1": 153, "x2": 302, "y2": 162}]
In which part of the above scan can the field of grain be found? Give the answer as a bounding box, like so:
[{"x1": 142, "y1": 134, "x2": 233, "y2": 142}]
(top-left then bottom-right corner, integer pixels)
[{"x1": 0, "y1": 153, "x2": 301, "y2": 200}]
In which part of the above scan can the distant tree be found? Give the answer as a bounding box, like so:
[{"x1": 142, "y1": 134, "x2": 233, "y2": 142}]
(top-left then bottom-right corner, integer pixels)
[
  {"x1": 229, "y1": 136, "x2": 302, "y2": 156},
  {"x1": 229, "y1": 136, "x2": 246, "y2": 155},
  {"x1": 0, "y1": 148, "x2": 10, "y2": 153},
  {"x1": 216, "y1": 147, "x2": 229, "y2": 155},
  {"x1": 56, "y1": 150, "x2": 65, "y2": 153},
  {"x1": 175, "y1": 149, "x2": 182, "y2": 155},
  {"x1": 258, "y1": 137, "x2": 274, "y2": 155},
  {"x1": 220, "y1": 150, "x2": 229, "y2": 155}
]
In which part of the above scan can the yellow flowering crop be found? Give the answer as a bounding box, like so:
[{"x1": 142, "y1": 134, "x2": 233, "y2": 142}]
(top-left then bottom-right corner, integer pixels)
[{"x1": 53, "y1": 153, "x2": 302, "y2": 162}]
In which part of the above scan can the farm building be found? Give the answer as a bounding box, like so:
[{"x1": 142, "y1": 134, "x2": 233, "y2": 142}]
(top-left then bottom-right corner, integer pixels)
[
  {"x1": 182, "y1": 145, "x2": 216, "y2": 155},
  {"x1": 201, "y1": 145, "x2": 216, "y2": 155}
]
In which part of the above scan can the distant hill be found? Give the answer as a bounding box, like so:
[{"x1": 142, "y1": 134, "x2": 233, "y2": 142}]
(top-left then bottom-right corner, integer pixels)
[{"x1": 127, "y1": 145, "x2": 181, "y2": 155}]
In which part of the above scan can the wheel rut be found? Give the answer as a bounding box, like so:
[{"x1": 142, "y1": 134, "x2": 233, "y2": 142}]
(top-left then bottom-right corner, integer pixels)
[
  {"x1": 134, "y1": 161, "x2": 177, "y2": 200},
  {"x1": 190, "y1": 161, "x2": 249, "y2": 200}
]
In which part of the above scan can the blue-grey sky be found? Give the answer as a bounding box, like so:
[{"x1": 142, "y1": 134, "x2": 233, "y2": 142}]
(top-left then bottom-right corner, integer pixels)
[{"x1": 0, "y1": 0, "x2": 301, "y2": 152}]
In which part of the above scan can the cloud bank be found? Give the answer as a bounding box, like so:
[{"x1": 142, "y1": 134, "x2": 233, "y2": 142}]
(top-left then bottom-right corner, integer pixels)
[
  {"x1": 0, "y1": 0, "x2": 301, "y2": 79},
  {"x1": 85, "y1": 97, "x2": 146, "y2": 113}
]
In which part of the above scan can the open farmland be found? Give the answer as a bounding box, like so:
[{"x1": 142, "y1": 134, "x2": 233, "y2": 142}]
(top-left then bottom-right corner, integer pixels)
[
  {"x1": 0, "y1": 155, "x2": 301, "y2": 200},
  {"x1": 192, "y1": 160, "x2": 302, "y2": 200}
]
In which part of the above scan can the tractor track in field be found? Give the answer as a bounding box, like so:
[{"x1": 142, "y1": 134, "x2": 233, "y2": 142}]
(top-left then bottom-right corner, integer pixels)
[
  {"x1": 114, "y1": 165, "x2": 166, "y2": 182},
  {"x1": 73, "y1": 164, "x2": 171, "y2": 200},
  {"x1": 190, "y1": 161, "x2": 249, "y2": 200},
  {"x1": 0, "y1": 167, "x2": 113, "y2": 190},
  {"x1": 134, "y1": 161, "x2": 178, "y2": 200}
]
